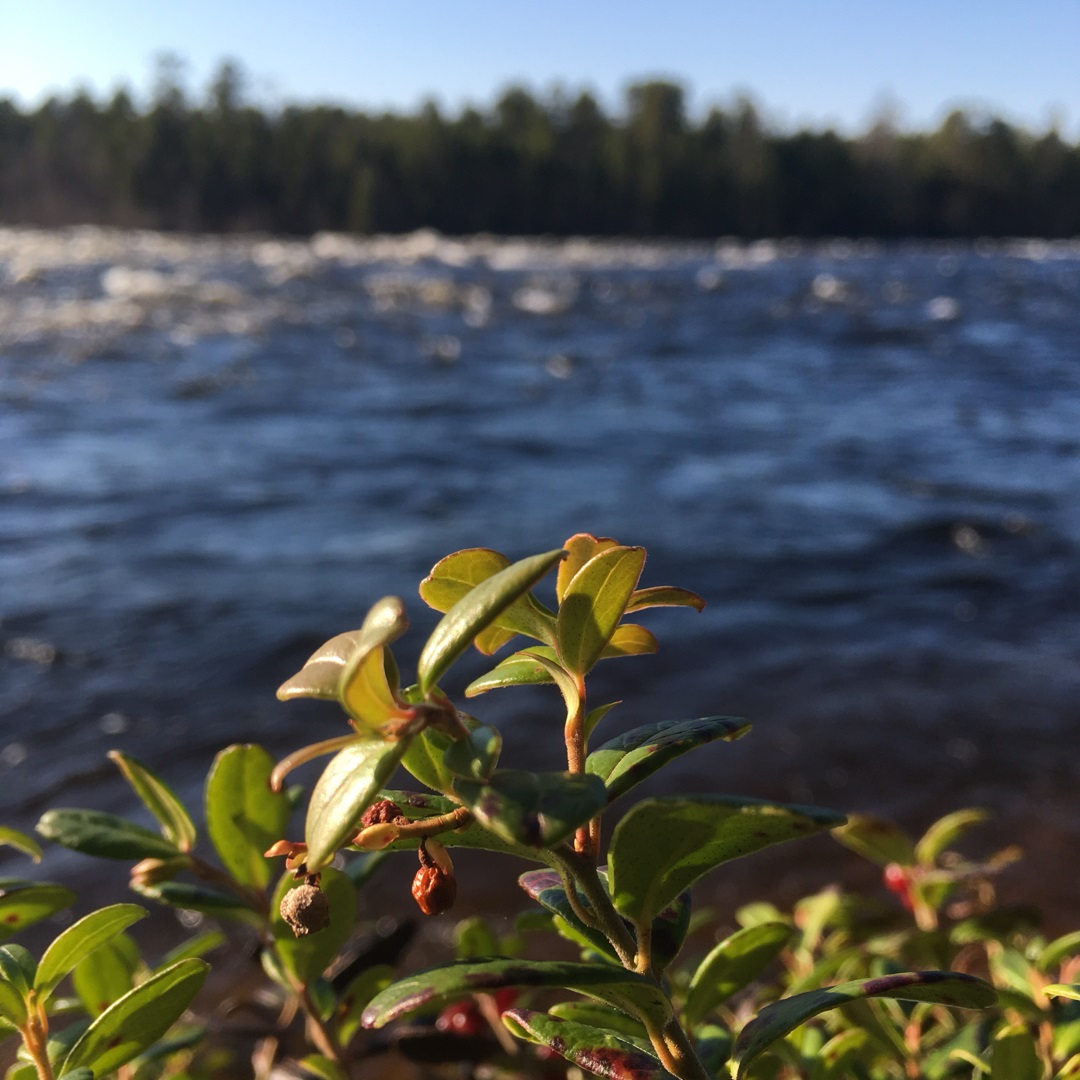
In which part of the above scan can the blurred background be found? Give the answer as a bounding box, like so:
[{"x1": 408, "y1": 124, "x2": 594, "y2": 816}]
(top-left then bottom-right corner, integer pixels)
[{"x1": 1, "y1": 1, "x2": 1079, "y2": 925}]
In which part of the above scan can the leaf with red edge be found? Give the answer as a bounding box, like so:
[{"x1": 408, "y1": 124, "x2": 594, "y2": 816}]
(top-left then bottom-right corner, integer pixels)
[{"x1": 503, "y1": 1008, "x2": 673, "y2": 1080}]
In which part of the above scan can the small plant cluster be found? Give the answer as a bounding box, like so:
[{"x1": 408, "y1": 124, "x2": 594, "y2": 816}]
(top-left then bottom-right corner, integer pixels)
[{"x1": 2, "y1": 534, "x2": 1079, "y2": 1079}]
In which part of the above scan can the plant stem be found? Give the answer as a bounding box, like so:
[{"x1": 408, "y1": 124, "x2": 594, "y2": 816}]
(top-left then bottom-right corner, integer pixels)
[
  {"x1": 555, "y1": 849, "x2": 637, "y2": 966},
  {"x1": 299, "y1": 983, "x2": 347, "y2": 1067},
  {"x1": 392, "y1": 805, "x2": 472, "y2": 838},
  {"x1": 22, "y1": 1009, "x2": 54, "y2": 1080}
]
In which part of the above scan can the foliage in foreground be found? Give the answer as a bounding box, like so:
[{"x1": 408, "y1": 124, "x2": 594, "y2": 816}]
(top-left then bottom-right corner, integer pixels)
[{"x1": 4, "y1": 535, "x2": 1077, "y2": 1077}]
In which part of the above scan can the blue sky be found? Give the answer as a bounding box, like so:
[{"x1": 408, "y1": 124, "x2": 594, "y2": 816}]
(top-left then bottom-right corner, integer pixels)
[{"x1": 1, "y1": 0, "x2": 1077, "y2": 134}]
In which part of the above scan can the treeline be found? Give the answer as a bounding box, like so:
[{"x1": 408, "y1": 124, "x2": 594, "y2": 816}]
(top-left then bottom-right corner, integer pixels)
[{"x1": 2, "y1": 61, "x2": 1079, "y2": 238}]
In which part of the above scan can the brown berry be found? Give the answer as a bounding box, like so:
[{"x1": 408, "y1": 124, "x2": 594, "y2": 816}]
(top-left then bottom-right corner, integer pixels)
[
  {"x1": 360, "y1": 799, "x2": 402, "y2": 827},
  {"x1": 411, "y1": 865, "x2": 457, "y2": 916},
  {"x1": 280, "y1": 881, "x2": 330, "y2": 937}
]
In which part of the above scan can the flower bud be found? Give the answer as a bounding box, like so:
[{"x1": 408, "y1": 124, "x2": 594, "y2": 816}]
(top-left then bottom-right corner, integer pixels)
[
  {"x1": 280, "y1": 880, "x2": 330, "y2": 937},
  {"x1": 351, "y1": 822, "x2": 401, "y2": 850}
]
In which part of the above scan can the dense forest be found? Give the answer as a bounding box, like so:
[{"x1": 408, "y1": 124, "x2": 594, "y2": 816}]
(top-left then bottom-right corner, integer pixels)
[{"x1": 2, "y1": 60, "x2": 1078, "y2": 238}]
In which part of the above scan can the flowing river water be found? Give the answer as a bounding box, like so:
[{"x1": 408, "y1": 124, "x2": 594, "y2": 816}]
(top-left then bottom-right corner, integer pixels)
[{"x1": 2, "y1": 227, "x2": 1079, "y2": 928}]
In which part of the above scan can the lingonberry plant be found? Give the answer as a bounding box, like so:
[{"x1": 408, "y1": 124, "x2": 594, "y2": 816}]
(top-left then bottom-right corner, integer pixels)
[
  {"x1": 18, "y1": 533, "x2": 1035, "y2": 1079},
  {"x1": 260, "y1": 533, "x2": 995, "y2": 1079}
]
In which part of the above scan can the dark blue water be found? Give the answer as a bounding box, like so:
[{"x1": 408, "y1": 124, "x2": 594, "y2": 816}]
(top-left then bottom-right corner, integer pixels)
[{"x1": 3, "y1": 228, "x2": 1079, "y2": 911}]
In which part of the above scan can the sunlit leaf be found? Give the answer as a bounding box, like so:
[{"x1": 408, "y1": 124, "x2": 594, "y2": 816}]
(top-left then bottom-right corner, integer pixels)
[
  {"x1": 418, "y1": 549, "x2": 565, "y2": 694},
  {"x1": 465, "y1": 647, "x2": 558, "y2": 697},
  {"x1": 1046, "y1": 983, "x2": 1080, "y2": 1001},
  {"x1": 609, "y1": 795, "x2": 846, "y2": 927},
  {"x1": 60, "y1": 959, "x2": 209, "y2": 1077},
  {"x1": 832, "y1": 814, "x2": 917, "y2": 867},
  {"x1": 1038, "y1": 930, "x2": 1080, "y2": 974},
  {"x1": 271, "y1": 868, "x2": 357, "y2": 985},
  {"x1": 625, "y1": 586, "x2": 706, "y2": 614},
  {"x1": 503, "y1": 1008, "x2": 670, "y2": 1080},
  {"x1": 277, "y1": 596, "x2": 409, "y2": 702},
  {"x1": 584, "y1": 701, "x2": 620, "y2": 740},
  {"x1": 108, "y1": 751, "x2": 197, "y2": 852},
  {"x1": 420, "y1": 548, "x2": 557, "y2": 646},
  {"x1": 915, "y1": 808, "x2": 987, "y2": 867},
  {"x1": 557, "y1": 546, "x2": 645, "y2": 678},
  {"x1": 361, "y1": 957, "x2": 672, "y2": 1029},
  {"x1": 37, "y1": 810, "x2": 181, "y2": 862},
  {"x1": 72, "y1": 934, "x2": 139, "y2": 1017},
  {"x1": 731, "y1": 971, "x2": 996, "y2": 1079},
  {"x1": 0, "y1": 827, "x2": 41, "y2": 863},
  {"x1": 205, "y1": 744, "x2": 291, "y2": 889},
  {"x1": 556, "y1": 534, "x2": 620, "y2": 602},
  {"x1": 586, "y1": 717, "x2": 750, "y2": 803},
  {"x1": 305, "y1": 738, "x2": 410, "y2": 871},
  {"x1": 340, "y1": 646, "x2": 404, "y2": 732},
  {"x1": 0, "y1": 881, "x2": 75, "y2": 940},
  {"x1": 547, "y1": 1001, "x2": 649, "y2": 1041},
  {"x1": 294, "y1": 1054, "x2": 348, "y2": 1080},
  {"x1": 600, "y1": 624, "x2": 658, "y2": 658},
  {"x1": 454, "y1": 770, "x2": 607, "y2": 848},
  {"x1": 684, "y1": 922, "x2": 794, "y2": 1026},
  {"x1": 36, "y1": 904, "x2": 146, "y2": 1002}
]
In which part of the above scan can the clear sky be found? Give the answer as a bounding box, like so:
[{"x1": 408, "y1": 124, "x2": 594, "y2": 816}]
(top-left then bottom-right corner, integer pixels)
[{"x1": 1, "y1": 0, "x2": 1077, "y2": 135}]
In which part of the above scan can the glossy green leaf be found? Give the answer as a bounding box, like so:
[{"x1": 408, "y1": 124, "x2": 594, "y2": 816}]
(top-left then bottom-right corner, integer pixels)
[
  {"x1": 418, "y1": 548, "x2": 565, "y2": 693},
  {"x1": 361, "y1": 957, "x2": 672, "y2": 1029},
  {"x1": 205, "y1": 744, "x2": 291, "y2": 889},
  {"x1": 0, "y1": 881, "x2": 75, "y2": 940},
  {"x1": 305, "y1": 738, "x2": 409, "y2": 871},
  {"x1": 60, "y1": 958, "x2": 209, "y2": 1077},
  {"x1": 400, "y1": 725, "x2": 460, "y2": 793},
  {"x1": 557, "y1": 546, "x2": 645, "y2": 677},
  {"x1": 108, "y1": 751, "x2": 197, "y2": 852},
  {"x1": 832, "y1": 814, "x2": 917, "y2": 867},
  {"x1": 465, "y1": 647, "x2": 558, "y2": 697},
  {"x1": 609, "y1": 796, "x2": 846, "y2": 927},
  {"x1": 684, "y1": 922, "x2": 794, "y2": 1026},
  {"x1": 625, "y1": 586, "x2": 706, "y2": 614},
  {"x1": 454, "y1": 769, "x2": 607, "y2": 848},
  {"x1": 1046, "y1": 983, "x2": 1080, "y2": 1001},
  {"x1": 271, "y1": 868, "x2": 357, "y2": 985},
  {"x1": 37, "y1": 809, "x2": 181, "y2": 861},
  {"x1": 503, "y1": 1008, "x2": 670, "y2": 1080},
  {"x1": 584, "y1": 701, "x2": 621, "y2": 740},
  {"x1": 131, "y1": 881, "x2": 258, "y2": 919},
  {"x1": 443, "y1": 724, "x2": 502, "y2": 781},
  {"x1": 586, "y1": 717, "x2": 751, "y2": 803},
  {"x1": 915, "y1": 808, "x2": 987, "y2": 867},
  {"x1": 276, "y1": 596, "x2": 410, "y2": 702},
  {"x1": 374, "y1": 790, "x2": 548, "y2": 862},
  {"x1": 72, "y1": 935, "x2": 138, "y2": 1017},
  {"x1": 557, "y1": 534, "x2": 619, "y2": 601},
  {"x1": 36, "y1": 904, "x2": 146, "y2": 1001},
  {"x1": 547, "y1": 1001, "x2": 650, "y2": 1041},
  {"x1": 0, "y1": 973, "x2": 26, "y2": 1025},
  {"x1": 420, "y1": 548, "x2": 557, "y2": 646},
  {"x1": 990, "y1": 1022, "x2": 1041, "y2": 1080},
  {"x1": 0, "y1": 827, "x2": 41, "y2": 863},
  {"x1": 600, "y1": 623, "x2": 658, "y2": 658},
  {"x1": 732, "y1": 971, "x2": 996, "y2": 1079}
]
